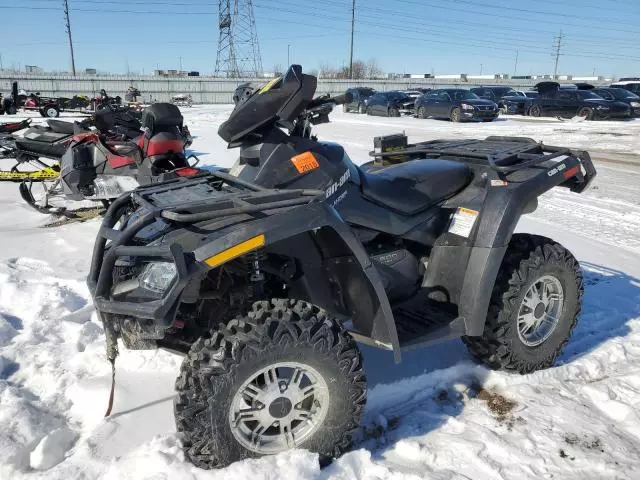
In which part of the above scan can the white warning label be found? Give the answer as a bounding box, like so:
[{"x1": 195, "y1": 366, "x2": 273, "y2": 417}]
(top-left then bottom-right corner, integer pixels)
[{"x1": 448, "y1": 207, "x2": 479, "y2": 238}]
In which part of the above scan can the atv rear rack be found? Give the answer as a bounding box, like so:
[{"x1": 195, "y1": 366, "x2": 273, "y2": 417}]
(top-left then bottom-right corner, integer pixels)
[{"x1": 370, "y1": 135, "x2": 596, "y2": 192}]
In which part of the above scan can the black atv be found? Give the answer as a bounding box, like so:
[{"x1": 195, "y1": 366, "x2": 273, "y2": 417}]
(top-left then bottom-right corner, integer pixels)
[{"x1": 88, "y1": 65, "x2": 596, "y2": 468}]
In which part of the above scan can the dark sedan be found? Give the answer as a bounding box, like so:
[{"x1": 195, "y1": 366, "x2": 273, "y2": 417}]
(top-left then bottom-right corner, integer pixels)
[
  {"x1": 343, "y1": 87, "x2": 376, "y2": 114},
  {"x1": 415, "y1": 89, "x2": 499, "y2": 122},
  {"x1": 592, "y1": 87, "x2": 640, "y2": 117},
  {"x1": 527, "y1": 83, "x2": 631, "y2": 120},
  {"x1": 365, "y1": 91, "x2": 414, "y2": 117}
]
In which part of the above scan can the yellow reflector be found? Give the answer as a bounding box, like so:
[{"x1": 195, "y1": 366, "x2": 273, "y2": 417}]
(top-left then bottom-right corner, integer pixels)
[
  {"x1": 259, "y1": 78, "x2": 280, "y2": 94},
  {"x1": 204, "y1": 234, "x2": 265, "y2": 268}
]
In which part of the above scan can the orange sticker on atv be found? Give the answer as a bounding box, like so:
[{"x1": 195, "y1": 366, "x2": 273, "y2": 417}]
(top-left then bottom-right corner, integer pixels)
[{"x1": 291, "y1": 152, "x2": 320, "y2": 173}]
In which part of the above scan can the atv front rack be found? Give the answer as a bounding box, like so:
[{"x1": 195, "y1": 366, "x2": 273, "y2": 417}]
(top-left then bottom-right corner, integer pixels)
[
  {"x1": 88, "y1": 171, "x2": 323, "y2": 320},
  {"x1": 370, "y1": 135, "x2": 596, "y2": 192}
]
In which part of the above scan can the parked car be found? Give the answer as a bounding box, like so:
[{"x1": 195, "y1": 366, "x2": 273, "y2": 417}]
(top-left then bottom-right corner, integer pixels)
[
  {"x1": 471, "y1": 86, "x2": 525, "y2": 114},
  {"x1": 592, "y1": 87, "x2": 640, "y2": 117},
  {"x1": 365, "y1": 91, "x2": 415, "y2": 117},
  {"x1": 343, "y1": 87, "x2": 376, "y2": 113},
  {"x1": 501, "y1": 91, "x2": 538, "y2": 115},
  {"x1": 527, "y1": 82, "x2": 631, "y2": 120},
  {"x1": 611, "y1": 78, "x2": 640, "y2": 96},
  {"x1": 414, "y1": 88, "x2": 499, "y2": 122}
]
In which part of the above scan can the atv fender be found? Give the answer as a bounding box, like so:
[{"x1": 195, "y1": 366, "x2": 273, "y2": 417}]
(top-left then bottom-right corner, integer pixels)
[
  {"x1": 447, "y1": 151, "x2": 593, "y2": 336},
  {"x1": 193, "y1": 202, "x2": 401, "y2": 360}
]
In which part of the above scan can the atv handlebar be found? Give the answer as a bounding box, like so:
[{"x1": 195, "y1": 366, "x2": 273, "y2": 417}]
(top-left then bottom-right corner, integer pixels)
[{"x1": 307, "y1": 92, "x2": 354, "y2": 110}]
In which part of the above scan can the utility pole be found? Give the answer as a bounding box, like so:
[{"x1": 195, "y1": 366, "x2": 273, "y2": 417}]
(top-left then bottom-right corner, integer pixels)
[
  {"x1": 63, "y1": 0, "x2": 76, "y2": 76},
  {"x1": 0, "y1": 53, "x2": 3, "y2": 71},
  {"x1": 179, "y1": 56, "x2": 183, "y2": 72},
  {"x1": 480, "y1": 63, "x2": 483, "y2": 75},
  {"x1": 552, "y1": 30, "x2": 563, "y2": 79},
  {"x1": 349, "y1": 0, "x2": 355, "y2": 79},
  {"x1": 287, "y1": 44, "x2": 290, "y2": 66},
  {"x1": 513, "y1": 49, "x2": 519, "y2": 77}
]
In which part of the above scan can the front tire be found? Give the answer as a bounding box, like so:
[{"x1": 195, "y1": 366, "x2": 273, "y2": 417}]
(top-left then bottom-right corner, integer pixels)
[
  {"x1": 450, "y1": 107, "x2": 461, "y2": 122},
  {"x1": 418, "y1": 106, "x2": 427, "y2": 119},
  {"x1": 388, "y1": 107, "x2": 399, "y2": 117},
  {"x1": 342, "y1": 104, "x2": 349, "y2": 113},
  {"x1": 175, "y1": 299, "x2": 366, "y2": 469},
  {"x1": 358, "y1": 103, "x2": 366, "y2": 114},
  {"x1": 463, "y1": 234, "x2": 583, "y2": 374}
]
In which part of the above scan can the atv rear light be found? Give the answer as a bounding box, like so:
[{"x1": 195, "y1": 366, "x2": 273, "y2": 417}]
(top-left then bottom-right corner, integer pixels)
[
  {"x1": 204, "y1": 234, "x2": 265, "y2": 268},
  {"x1": 139, "y1": 262, "x2": 177, "y2": 293},
  {"x1": 175, "y1": 167, "x2": 200, "y2": 177}
]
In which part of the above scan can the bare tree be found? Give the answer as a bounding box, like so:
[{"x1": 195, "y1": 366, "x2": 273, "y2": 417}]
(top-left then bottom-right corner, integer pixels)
[{"x1": 366, "y1": 59, "x2": 383, "y2": 79}]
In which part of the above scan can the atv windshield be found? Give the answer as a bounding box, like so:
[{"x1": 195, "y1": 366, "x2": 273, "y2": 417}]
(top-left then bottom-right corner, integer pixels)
[{"x1": 218, "y1": 65, "x2": 317, "y2": 143}]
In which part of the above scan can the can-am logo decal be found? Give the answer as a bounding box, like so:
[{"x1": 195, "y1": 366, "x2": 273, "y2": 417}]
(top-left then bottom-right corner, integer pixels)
[
  {"x1": 326, "y1": 169, "x2": 351, "y2": 198},
  {"x1": 547, "y1": 163, "x2": 566, "y2": 176}
]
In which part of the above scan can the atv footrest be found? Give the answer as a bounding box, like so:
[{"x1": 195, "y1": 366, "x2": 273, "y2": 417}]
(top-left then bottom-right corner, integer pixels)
[{"x1": 393, "y1": 292, "x2": 466, "y2": 351}]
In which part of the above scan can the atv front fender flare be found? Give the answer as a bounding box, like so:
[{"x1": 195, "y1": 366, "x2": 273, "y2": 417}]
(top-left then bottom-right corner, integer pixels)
[{"x1": 193, "y1": 202, "x2": 402, "y2": 361}]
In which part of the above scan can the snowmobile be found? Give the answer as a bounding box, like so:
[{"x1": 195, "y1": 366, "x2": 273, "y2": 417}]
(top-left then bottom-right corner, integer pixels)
[
  {"x1": 0, "y1": 106, "x2": 145, "y2": 184},
  {"x1": 18, "y1": 103, "x2": 197, "y2": 216},
  {"x1": 87, "y1": 65, "x2": 596, "y2": 468}
]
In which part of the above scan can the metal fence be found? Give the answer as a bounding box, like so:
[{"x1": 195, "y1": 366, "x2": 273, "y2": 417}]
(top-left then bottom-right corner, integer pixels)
[{"x1": 0, "y1": 73, "x2": 610, "y2": 104}]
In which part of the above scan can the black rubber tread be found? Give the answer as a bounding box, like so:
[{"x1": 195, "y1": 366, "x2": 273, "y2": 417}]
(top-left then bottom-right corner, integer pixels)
[
  {"x1": 174, "y1": 298, "x2": 366, "y2": 469},
  {"x1": 462, "y1": 234, "x2": 583, "y2": 374},
  {"x1": 388, "y1": 107, "x2": 400, "y2": 117}
]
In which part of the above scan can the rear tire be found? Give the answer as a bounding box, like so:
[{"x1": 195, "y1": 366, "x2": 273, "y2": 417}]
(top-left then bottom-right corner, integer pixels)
[
  {"x1": 450, "y1": 107, "x2": 461, "y2": 122},
  {"x1": 463, "y1": 234, "x2": 583, "y2": 374},
  {"x1": 343, "y1": 104, "x2": 349, "y2": 113},
  {"x1": 418, "y1": 106, "x2": 427, "y2": 119},
  {"x1": 358, "y1": 103, "x2": 365, "y2": 114},
  {"x1": 174, "y1": 299, "x2": 366, "y2": 469},
  {"x1": 529, "y1": 105, "x2": 541, "y2": 117}
]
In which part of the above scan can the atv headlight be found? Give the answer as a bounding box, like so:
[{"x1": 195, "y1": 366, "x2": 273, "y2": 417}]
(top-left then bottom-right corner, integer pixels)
[
  {"x1": 461, "y1": 103, "x2": 474, "y2": 111},
  {"x1": 595, "y1": 105, "x2": 610, "y2": 110},
  {"x1": 139, "y1": 262, "x2": 177, "y2": 293},
  {"x1": 631, "y1": 102, "x2": 640, "y2": 107}
]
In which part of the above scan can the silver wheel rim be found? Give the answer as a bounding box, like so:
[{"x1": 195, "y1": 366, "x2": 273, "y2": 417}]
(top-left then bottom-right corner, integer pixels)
[
  {"x1": 229, "y1": 362, "x2": 330, "y2": 454},
  {"x1": 46, "y1": 108, "x2": 57, "y2": 117},
  {"x1": 517, "y1": 275, "x2": 564, "y2": 347}
]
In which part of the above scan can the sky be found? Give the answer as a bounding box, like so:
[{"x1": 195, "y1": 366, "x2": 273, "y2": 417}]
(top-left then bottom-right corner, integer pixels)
[{"x1": 1, "y1": 0, "x2": 639, "y2": 77}]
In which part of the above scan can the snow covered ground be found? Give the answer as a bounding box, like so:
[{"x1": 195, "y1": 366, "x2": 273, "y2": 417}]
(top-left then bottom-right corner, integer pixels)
[{"x1": 1, "y1": 106, "x2": 639, "y2": 479}]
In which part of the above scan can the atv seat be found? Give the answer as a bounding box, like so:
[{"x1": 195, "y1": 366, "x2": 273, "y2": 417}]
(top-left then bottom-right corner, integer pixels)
[{"x1": 359, "y1": 159, "x2": 472, "y2": 215}]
